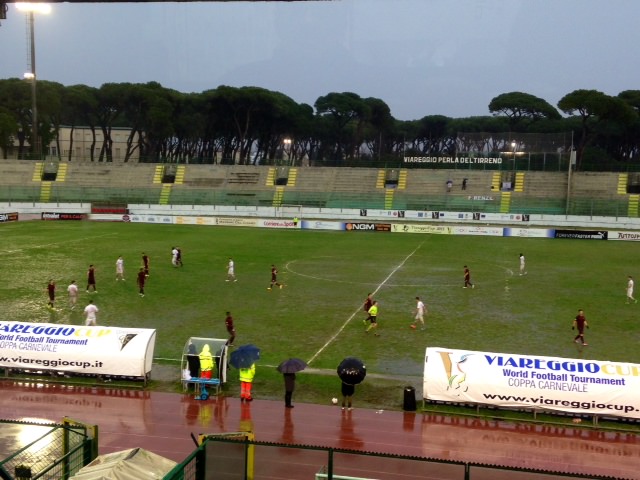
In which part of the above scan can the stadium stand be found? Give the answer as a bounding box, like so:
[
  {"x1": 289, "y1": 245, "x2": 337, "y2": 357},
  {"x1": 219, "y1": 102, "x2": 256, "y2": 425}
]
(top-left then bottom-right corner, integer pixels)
[{"x1": 0, "y1": 160, "x2": 636, "y2": 217}]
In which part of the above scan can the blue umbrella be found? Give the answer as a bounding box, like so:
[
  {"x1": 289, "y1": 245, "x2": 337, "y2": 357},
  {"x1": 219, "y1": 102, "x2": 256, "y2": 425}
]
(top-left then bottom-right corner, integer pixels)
[{"x1": 230, "y1": 344, "x2": 261, "y2": 369}]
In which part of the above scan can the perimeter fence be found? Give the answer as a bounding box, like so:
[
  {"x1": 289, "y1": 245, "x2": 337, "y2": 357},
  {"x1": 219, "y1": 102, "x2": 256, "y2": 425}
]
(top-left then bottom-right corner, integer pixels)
[
  {"x1": 0, "y1": 418, "x2": 97, "y2": 480},
  {"x1": 0, "y1": 185, "x2": 633, "y2": 219},
  {"x1": 162, "y1": 435, "x2": 623, "y2": 480}
]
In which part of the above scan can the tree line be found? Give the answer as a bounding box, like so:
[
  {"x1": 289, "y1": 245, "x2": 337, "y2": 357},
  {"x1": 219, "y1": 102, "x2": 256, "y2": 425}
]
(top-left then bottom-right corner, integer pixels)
[{"x1": 0, "y1": 78, "x2": 638, "y2": 170}]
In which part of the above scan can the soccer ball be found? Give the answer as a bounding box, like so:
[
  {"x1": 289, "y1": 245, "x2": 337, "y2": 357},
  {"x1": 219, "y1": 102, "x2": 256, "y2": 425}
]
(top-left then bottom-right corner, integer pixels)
[{"x1": 331, "y1": 397, "x2": 338, "y2": 405}]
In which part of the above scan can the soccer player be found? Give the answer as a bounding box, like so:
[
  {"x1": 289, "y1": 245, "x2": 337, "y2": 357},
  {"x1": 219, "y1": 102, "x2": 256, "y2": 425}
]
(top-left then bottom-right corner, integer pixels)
[
  {"x1": 137, "y1": 267, "x2": 146, "y2": 297},
  {"x1": 86, "y1": 264, "x2": 97, "y2": 293},
  {"x1": 115, "y1": 255, "x2": 125, "y2": 281},
  {"x1": 176, "y1": 247, "x2": 183, "y2": 267},
  {"x1": 268, "y1": 265, "x2": 283, "y2": 290},
  {"x1": 362, "y1": 293, "x2": 373, "y2": 325},
  {"x1": 226, "y1": 258, "x2": 237, "y2": 282},
  {"x1": 463, "y1": 265, "x2": 474, "y2": 289},
  {"x1": 142, "y1": 252, "x2": 150, "y2": 277},
  {"x1": 84, "y1": 300, "x2": 99, "y2": 326},
  {"x1": 411, "y1": 296, "x2": 426, "y2": 330},
  {"x1": 572, "y1": 309, "x2": 589, "y2": 346},
  {"x1": 67, "y1": 280, "x2": 78, "y2": 309},
  {"x1": 46, "y1": 280, "x2": 56, "y2": 309},
  {"x1": 519, "y1": 253, "x2": 526, "y2": 276},
  {"x1": 626, "y1": 276, "x2": 637, "y2": 304},
  {"x1": 365, "y1": 300, "x2": 379, "y2": 336},
  {"x1": 171, "y1": 247, "x2": 179, "y2": 267},
  {"x1": 225, "y1": 311, "x2": 236, "y2": 346}
]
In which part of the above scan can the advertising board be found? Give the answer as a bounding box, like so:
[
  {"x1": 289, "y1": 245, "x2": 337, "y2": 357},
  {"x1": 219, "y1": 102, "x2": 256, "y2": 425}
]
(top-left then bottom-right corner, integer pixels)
[
  {"x1": 0, "y1": 322, "x2": 156, "y2": 378},
  {"x1": 424, "y1": 347, "x2": 640, "y2": 419}
]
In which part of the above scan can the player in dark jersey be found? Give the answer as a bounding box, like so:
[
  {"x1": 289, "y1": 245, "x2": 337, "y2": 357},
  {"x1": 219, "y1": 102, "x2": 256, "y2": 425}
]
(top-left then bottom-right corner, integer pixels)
[
  {"x1": 225, "y1": 311, "x2": 236, "y2": 346},
  {"x1": 463, "y1": 265, "x2": 474, "y2": 289},
  {"x1": 137, "y1": 267, "x2": 146, "y2": 297},
  {"x1": 572, "y1": 309, "x2": 589, "y2": 346},
  {"x1": 46, "y1": 279, "x2": 56, "y2": 309},
  {"x1": 362, "y1": 293, "x2": 373, "y2": 325},
  {"x1": 86, "y1": 265, "x2": 97, "y2": 293},
  {"x1": 268, "y1": 265, "x2": 283, "y2": 290},
  {"x1": 142, "y1": 252, "x2": 150, "y2": 277}
]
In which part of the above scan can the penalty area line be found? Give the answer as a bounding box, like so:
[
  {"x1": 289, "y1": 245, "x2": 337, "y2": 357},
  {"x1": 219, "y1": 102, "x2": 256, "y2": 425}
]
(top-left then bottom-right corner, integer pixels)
[{"x1": 307, "y1": 241, "x2": 424, "y2": 366}]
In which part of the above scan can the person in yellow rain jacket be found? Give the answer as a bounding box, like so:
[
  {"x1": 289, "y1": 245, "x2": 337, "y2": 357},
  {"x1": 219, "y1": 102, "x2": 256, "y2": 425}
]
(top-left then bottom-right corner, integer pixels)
[
  {"x1": 199, "y1": 344, "x2": 214, "y2": 379},
  {"x1": 365, "y1": 301, "x2": 379, "y2": 336},
  {"x1": 239, "y1": 363, "x2": 256, "y2": 402}
]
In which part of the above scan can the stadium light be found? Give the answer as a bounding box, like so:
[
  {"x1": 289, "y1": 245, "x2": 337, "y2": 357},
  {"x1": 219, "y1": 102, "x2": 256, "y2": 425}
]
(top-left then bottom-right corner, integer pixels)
[
  {"x1": 16, "y1": 2, "x2": 51, "y2": 159},
  {"x1": 283, "y1": 138, "x2": 292, "y2": 166}
]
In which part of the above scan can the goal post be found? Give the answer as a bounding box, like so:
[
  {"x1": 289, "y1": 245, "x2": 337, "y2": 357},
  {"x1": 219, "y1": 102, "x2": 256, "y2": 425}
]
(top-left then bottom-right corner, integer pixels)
[{"x1": 275, "y1": 204, "x2": 302, "y2": 219}]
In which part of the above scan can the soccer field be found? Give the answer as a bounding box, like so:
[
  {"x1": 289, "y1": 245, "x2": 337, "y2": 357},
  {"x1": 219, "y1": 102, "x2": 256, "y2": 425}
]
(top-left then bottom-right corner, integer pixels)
[{"x1": 2, "y1": 221, "x2": 638, "y2": 379}]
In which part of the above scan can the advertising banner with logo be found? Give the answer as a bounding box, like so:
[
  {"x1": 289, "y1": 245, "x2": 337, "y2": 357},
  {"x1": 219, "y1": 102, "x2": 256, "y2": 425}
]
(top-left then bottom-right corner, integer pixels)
[
  {"x1": 41, "y1": 212, "x2": 85, "y2": 221},
  {"x1": 0, "y1": 322, "x2": 156, "y2": 378},
  {"x1": 424, "y1": 347, "x2": 640, "y2": 419},
  {"x1": 87, "y1": 214, "x2": 127, "y2": 222},
  {"x1": 258, "y1": 219, "x2": 299, "y2": 229},
  {"x1": 0, "y1": 212, "x2": 18, "y2": 223},
  {"x1": 608, "y1": 231, "x2": 640, "y2": 242},
  {"x1": 175, "y1": 216, "x2": 216, "y2": 226},
  {"x1": 451, "y1": 226, "x2": 503, "y2": 236},
  {"x1": 215, "y1": 217, "x2": 259, "y2": 227},
  {"x1": 359, "y1": 209, "x2": 406, "y2": 218},
  {"x1": 554, "y1": 229, "x2": 608, "y2": 240},
  {"x1": 418, "y1": 211, "x2": 525, "y2": 223},
  {"x1": 128, "y1": 214, "x2": 174, "y2": 224},
  {"x1": 503, "y1": 227, "x2": 555, "y2": 238},
  {"x1": 391, "y1": 224, "x2": 453, "y2": 235},
  {"x1": 301, "y1": 220, "x2": 344, "y2": 231},
  {"x1": 345, "y1": 222, "x2": 392, "y2": 232}
]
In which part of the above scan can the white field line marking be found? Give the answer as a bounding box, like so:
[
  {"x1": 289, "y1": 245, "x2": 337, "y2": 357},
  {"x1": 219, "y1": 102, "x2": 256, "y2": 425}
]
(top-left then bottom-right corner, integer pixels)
[
  {"x1": 284, "y1": 256, "x2": 459, "y2": 288},
  {"x1": 2, "y1": 233, "x2": 118, "y2": 254},
  {"x1": 307, "y1": 242, "x2": 424, "y2": 366}
]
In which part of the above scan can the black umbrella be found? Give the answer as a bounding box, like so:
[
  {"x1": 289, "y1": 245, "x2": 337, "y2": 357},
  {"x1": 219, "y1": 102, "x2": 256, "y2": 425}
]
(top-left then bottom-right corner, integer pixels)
[
  {"x1": 337, "y1": 357, "x2": 366, "y2": 385},
  {"x1": 230, "y1": 344, "x2": 261, "y2": 369},
  {"x1": 277, "y1": 358, "x2": 307, "y2": 374}
]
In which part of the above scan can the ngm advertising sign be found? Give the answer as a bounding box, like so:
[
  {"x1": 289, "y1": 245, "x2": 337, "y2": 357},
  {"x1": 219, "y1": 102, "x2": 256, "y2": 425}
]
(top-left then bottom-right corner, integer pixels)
[
  {"x1": 0, "y1": 322, "x2": 156, "y2": 378},
  {"x1": 424, "y1": 347, "x2": 640, "y2": 419},
  {"x1": 345, "y1": 222, "x2": 392, "y2": 232}
]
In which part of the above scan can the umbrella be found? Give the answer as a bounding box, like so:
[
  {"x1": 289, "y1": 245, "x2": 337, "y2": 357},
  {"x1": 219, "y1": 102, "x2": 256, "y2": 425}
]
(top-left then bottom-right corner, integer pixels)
[
  {"x1": 337, "y1": 357, "x2": 366, "y2": 385},
  {"x1": 277, "y1": 358, "x2": 307, "y2": 374},
  {"x1": 230, "y1": 344, "x2": 261, "y2": 369}
]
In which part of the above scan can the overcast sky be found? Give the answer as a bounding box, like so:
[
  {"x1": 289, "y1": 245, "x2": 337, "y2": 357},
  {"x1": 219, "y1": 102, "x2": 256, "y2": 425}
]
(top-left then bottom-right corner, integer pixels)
[{"x1": 0, "y1": 0, "x2": 637, "y2": 121}]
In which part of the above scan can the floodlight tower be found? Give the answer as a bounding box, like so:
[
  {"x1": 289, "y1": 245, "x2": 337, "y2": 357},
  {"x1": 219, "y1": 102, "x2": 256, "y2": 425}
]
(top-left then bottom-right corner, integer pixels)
[{"x1": 16, "y1": 2, "x2": 51, "y2": 159}]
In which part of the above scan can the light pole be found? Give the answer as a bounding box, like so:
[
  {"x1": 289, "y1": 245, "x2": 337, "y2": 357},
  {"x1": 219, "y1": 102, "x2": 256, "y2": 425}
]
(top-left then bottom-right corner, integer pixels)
[
  {"x1": 283, "y1": 138, "x2": 292, "y2": 166},
  {"x1": 511, "y1": 141, "x2": 517, "y2": 171},
  {"x1": 16, "y1": 2, "x2": 51, "y2": 159}
]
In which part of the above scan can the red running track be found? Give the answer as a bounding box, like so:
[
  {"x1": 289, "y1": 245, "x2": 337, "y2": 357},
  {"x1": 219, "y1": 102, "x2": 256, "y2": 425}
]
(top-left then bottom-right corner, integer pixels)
[{"x1": 0, "y1": 381, "x2": 638, "y2": 479}]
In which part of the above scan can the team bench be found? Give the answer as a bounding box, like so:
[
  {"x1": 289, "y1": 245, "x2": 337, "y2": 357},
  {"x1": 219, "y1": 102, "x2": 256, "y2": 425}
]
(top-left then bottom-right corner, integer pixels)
[{"x1": 183, "y1": 377, "x2": 221, "y2": 397}]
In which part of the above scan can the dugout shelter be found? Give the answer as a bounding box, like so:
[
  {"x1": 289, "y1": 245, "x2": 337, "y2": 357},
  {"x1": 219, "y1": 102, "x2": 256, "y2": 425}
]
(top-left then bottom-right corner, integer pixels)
[{"x1": 181, "y1": 337, "x2": 229, "y2": 396}]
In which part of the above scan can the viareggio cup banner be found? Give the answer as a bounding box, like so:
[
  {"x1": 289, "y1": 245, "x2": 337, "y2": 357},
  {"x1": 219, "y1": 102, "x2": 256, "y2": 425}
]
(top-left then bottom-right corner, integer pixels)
[
  {"x1": 0, "y1": 322, "x2": 156, "y2": 378},
  {"x1": 424, "y1": 347, "x2": 640, "y2": 419}
]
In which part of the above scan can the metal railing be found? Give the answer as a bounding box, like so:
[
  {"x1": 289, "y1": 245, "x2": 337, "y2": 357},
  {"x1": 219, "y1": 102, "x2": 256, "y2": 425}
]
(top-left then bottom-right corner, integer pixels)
[
  {"x1": 0, "y1": 185, "x2": 634, "y2": 219},
  {"x1": 163, "y1": 435, "x2": 618, "y2": 480},
  {"x1": 0, "y1": 419, "x2": 95, "y2": 480}
]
